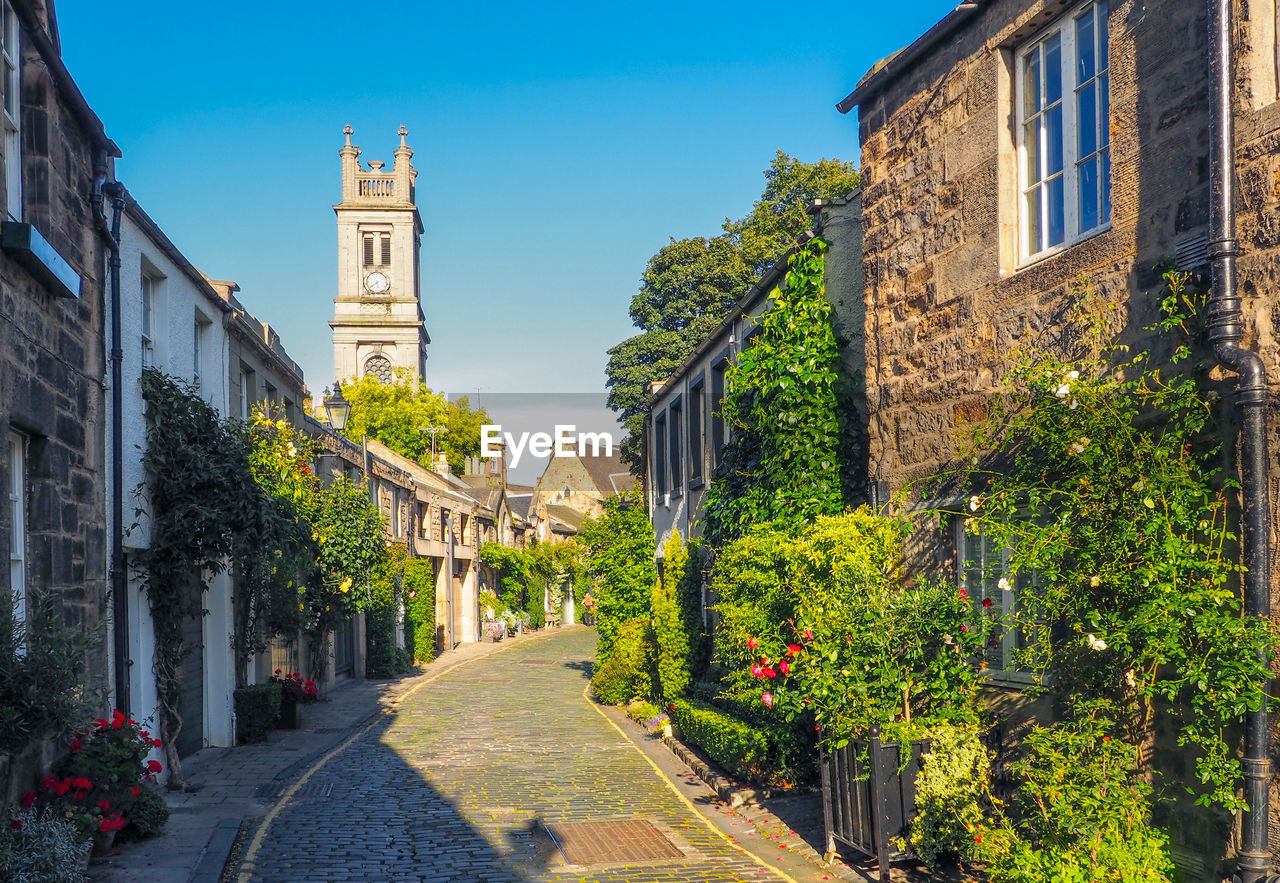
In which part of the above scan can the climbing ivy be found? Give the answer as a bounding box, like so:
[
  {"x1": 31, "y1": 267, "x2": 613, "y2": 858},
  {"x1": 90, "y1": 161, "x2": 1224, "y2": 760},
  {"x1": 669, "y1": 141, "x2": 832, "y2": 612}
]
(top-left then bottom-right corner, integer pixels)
[{"x1": 702, "y1": 238, "x2": 854, "y2": 545}]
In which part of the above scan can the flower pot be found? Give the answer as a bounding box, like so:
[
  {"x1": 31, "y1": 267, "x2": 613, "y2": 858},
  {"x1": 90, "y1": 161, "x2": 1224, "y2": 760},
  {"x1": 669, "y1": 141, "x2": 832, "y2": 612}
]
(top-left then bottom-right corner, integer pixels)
[
  {"x1": 820, "y1": 731, "x2": 928, "y2": 882},
  {"x1": 278, "y1": 696, "x2": 303, "y2": 730},
  {"x1": 91, "y1": 828, "x2": 116, "y2": 858}
]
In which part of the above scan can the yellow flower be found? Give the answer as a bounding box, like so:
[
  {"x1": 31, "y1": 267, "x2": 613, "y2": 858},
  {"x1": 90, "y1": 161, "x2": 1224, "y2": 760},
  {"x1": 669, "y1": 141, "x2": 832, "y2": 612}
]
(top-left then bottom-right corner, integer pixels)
[
  {"x1": 298, "y1": 603, "x2": 305, "y2": 611},
  {"x1": 340, "y1": 576, "x2": 353, "y2": 593},
  {"x1": 325, "y1": 605, "x2": 331, "y2": 612}
]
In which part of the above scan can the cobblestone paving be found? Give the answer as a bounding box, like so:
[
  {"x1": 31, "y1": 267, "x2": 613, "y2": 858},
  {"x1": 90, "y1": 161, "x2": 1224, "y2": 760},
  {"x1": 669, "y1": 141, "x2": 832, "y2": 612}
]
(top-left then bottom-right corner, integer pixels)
[{"x1": 236, "y1": 628, "x2": 784, "y2": 882}]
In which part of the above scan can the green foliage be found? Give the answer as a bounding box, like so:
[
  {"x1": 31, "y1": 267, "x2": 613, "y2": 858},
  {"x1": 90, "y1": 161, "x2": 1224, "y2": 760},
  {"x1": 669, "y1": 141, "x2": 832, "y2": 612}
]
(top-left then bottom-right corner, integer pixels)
[
  {"x1": 0, "y1": 591, "x2": 100, "y2": 755},
  {"x1": 136, "y1": 368, "x2": 262, "y2": 785},
  {"x1": 953, "y1": 276, "x2": 1276, "y2": 810},
  {"x1": 651, "y1": 533, "x2": 694, "y2": 700},
  {"x1": 624, "y1": 700, "x2": 664, "y2": 729},
  {"x1": 334, "y1": 372, "x2": 489, "y2": 474},
  {"x1": 723, "y1": 150, "x2": 861, "y2": 276},
  {"x1": 234, "y1": 683, "x2": 281, "y2": 744},
  {"x1": 118, "y1": 786, "x2": 169, "y2": 843},
  {"x1": 578, "y1": 490, "x2": 657, "y2": 661},
  {"x1": 606, "y1": 152, "x2": 858, "y2": 469},
  {"x1": 590, "y1": 618, "x2": 655, "y2": 704},
  {"x1": 703, "y1": 239, "x2": 854, "y2": 544},
  {"x1": 978, "y1": 704, "x2": 1175, "y2": 881},
  {"x1": 715, "y1": 511, "x2": 982, "y2": 749},
  {"x1": 668, "y1": 697, "x2": 771, "y2": 782},
  {"x1": 365, "y1": 544, "x2": 411, "y2": 677},
  {"x1": 0, "y1": 806, "x2": 87, "y2": 882},
  {"x1": 478, "y1": 540, "x2": 581, "y2": 630},
  {"x1": 402, "y1": 558, "x2": 437, "y2": 663},
  {"x1": 909, "y1": 721, "x2": 989, "y2": 870}
]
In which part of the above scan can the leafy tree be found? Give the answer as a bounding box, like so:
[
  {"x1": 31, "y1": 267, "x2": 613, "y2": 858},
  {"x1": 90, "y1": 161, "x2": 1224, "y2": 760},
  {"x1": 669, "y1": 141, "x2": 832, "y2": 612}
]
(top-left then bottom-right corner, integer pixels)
[
  {"x1": 606, "y1": 152, "x2": 858, "y2": 470},
  {"x1": 650, "y1": 532, "x2": 694, "y2": 700},
  {"x1": 336, "y1": 371, "x2": 489, "y2": 474}
]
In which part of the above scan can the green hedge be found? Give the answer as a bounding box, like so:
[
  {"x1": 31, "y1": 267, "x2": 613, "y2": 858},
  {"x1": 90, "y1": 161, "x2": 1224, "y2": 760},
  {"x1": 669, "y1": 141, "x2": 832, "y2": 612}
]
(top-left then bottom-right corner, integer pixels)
[
  {"x1": 235, "y1": 683, "x2": 280, "y2": 744},
  {"x1": 668, "y1": 697, "x2": 770, "y2": 782},
  {"x1": 403, "y1": 558, "x2": 436, "y2": 663}
]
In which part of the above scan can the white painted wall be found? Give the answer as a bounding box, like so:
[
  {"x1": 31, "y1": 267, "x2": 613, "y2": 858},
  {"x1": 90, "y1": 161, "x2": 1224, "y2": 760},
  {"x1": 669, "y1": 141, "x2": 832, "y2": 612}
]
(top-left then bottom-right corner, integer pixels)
[{"x1": 108, "y1": 206, "x2": 234, "y2": 761}]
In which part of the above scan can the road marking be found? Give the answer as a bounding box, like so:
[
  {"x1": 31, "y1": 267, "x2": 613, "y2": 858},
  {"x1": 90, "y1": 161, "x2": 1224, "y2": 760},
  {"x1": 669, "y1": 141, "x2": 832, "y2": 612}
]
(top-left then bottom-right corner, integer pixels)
[
  {"x1": 582, "y1": 683, "x2": 798, "y2": 883},
  {"x1": 235, "y1": 632, "x2": 554, "y2": 882}
]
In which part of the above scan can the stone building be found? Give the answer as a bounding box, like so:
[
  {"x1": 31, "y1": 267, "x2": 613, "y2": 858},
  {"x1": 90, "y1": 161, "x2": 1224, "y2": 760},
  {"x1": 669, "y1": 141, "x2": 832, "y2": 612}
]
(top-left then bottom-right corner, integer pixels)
[
  {"x1": 837, "y1": 0, "x2": 1280, "y2": 875},
  {"x1": 529, "y1": 449, "x2": 636, "y2": 543},
  {"x1": 330, "y1": 126, "x2": 429, "y2": 386},
  {"x1": 0, "y1": 0, "x2": 118, "y2": 801}
]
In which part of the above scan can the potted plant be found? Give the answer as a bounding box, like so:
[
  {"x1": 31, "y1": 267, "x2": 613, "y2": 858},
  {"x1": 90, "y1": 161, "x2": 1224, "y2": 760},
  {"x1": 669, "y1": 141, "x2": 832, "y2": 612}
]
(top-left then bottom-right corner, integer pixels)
[{"x1": 271, "y1": 670, "x2": 317, "y2": 729}]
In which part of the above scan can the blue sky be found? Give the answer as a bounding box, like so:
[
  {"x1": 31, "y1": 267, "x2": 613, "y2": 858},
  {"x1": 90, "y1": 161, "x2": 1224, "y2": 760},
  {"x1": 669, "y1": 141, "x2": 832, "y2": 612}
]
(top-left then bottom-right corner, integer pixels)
[{"x1": 56, "y1": 1, "x2": 956, "y2": 400}]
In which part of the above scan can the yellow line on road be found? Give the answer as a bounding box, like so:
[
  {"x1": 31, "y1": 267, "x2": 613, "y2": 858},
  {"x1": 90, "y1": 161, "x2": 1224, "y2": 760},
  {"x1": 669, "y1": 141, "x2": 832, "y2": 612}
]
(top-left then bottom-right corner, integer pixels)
[
  {"x1": 583, "y1": 684, "x2": 798, "y2": 883},
  {"x1": 236, "y1": 632, "x2": 552, "y2": 882}
]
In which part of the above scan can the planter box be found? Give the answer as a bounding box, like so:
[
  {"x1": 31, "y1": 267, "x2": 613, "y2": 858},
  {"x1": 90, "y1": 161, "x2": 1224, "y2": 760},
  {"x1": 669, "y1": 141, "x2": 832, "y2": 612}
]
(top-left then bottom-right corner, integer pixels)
[
  {"x1": 278, "y1": 697, "x2": 303, "y2": 730},
  {"x1": 820, "y1": 729, "x2": 928, "y2": 882}
]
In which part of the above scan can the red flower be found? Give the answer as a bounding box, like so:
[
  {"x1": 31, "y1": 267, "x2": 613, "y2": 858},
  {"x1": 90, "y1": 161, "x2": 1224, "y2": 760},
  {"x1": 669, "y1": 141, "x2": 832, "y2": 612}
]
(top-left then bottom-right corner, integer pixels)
[
  {"x1": 97, "y1": 800, "x2": 111, "y2": 812},
  {"x1": 961, "y1": 625, "x2": 969, "y2": 632},
  {"x1": 94, "y1": 718, "x2": 108, "y2": 728},
  {"x1": 763, "y1": 668, "x2": 777, "y2": 679},
  {"x1": 274, "y1": 669, "x2": 282, "y2": 675},
  {"x1": 9, "y1": 818, "x2": 21, "y2": 831},
  {"x1": 20, "y1": 791, "x2": 35, "y2": 809},
  {"x1": 73, "y1": 778, "x2": 92, "y2": 790},
  {"x1": 129, "y1": 786, "x2": 140, "y2": 799},
  {"x1": 751, "y1": 665, "x2": 764, "y2": 679},
  {"x1": 803, "y1": 628, "x2": 813, "y2": 640},
  {"x1": 982, "y1": 598, "x2": 993, "y2": 608},
  {"x1": 147, "y1": 760, "x2": 163, "y2": 774},
  {"x1": 73, "y1": 791, "x2": 88, "y2": 801},
  {"x1": 761, "y1": 692, "x2": 775, "y2": 708},
  {"x1": 778, "y1": 660, "x2": 790, "y2": 676},
  {"x1": 974, "y1": 834, "x2": 983, "y2": 844},
  {"x1": 959, "y1": 588, "x2": 968, "y2": 599},
  {"x1": 70, "y1": 740, "x2": 82, "y2": 752},
  {"x1": 786, "y1": 644, "x2": 801, "y2": 656},
  {"x1": 746, "y1": 638, "x2": 759, "y2": 651},
  {"x1": 153, "y1": 739, "x2": 162, "y2": 748}
]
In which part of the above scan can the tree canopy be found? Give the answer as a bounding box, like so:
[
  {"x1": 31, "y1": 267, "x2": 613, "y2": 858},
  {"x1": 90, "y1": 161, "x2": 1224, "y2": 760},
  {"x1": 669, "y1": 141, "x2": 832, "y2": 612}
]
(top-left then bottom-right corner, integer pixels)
[
  {"x1": 336, "y1": 372, "x2": 489, "y2": 474},
  {"x1": 606, "y1": 151, "x2": 859, "y2": 470}
]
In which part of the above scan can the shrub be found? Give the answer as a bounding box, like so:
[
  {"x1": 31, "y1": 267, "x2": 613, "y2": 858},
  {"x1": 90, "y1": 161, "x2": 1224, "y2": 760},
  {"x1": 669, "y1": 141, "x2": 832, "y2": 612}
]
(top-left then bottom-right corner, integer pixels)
[
  {"x1": 909, "y1": 721, "x2": 989, "y2": 869},
  {"x1": 118, "y1": 785, "x2": 170, "y2": 843},
  {"x1": 234, "y1": 683, "x2": 281, "y2": 744},
  {"x1": 977, "y1": 703, "x2": 1175, "y2": 881},
  {"x1": 625, "y1": 701, "x2": 662, "y2": 725},
  {"x1": 651, "y1": 533, "x2": 693, "y2": 700},
  {"x1": 591, "y1": 618, "x2": 654, "y2": 704},
  {"x1": 0, "y1": 806, "x2": 87, "y2": 882},
  {"x1": 525, "y1": 588, "x2": 546, "y2": 630},
  {"x1": 52, "y1": 709, "x2": 162, "y2": 833},
  {"x1": 668, "y1": 697, "x2": 770, "y2": 782},
  {"x1": 403, "y1": 558, "x2": 436, "y2": 663},
  {"x1": 577, "y1": 491, "x2": 656, "y2": 661},
  {"x1": 366, "y1": 544, "x2": 411, "y2": 678}
]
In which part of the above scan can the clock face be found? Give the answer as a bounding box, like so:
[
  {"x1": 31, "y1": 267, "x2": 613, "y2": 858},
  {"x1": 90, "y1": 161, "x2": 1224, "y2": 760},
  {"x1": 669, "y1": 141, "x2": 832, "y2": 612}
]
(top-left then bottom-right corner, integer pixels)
[{"x1": 365, "y1": 271, "x2": 390, "y2": 294}]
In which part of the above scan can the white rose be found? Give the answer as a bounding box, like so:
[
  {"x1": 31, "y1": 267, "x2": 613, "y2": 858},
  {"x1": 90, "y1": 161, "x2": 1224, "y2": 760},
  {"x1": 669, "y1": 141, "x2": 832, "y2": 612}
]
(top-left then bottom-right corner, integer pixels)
[{"x1": 1087, "y1": 633, "x2": 1108, "y2": 651}]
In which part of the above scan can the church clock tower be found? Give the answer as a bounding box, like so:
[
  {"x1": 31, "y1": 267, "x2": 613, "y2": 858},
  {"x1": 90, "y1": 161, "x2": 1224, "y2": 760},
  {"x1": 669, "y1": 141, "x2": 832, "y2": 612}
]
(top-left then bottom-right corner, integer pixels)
[{"x1": 330, "y1": 125, "x2": 429, "y2": 385}]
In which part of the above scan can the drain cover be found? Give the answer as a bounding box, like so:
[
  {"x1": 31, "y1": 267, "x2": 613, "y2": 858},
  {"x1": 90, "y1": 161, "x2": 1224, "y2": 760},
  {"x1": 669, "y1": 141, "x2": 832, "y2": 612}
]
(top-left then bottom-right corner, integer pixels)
[{"x1": 545, "y1": 819, "x2": 685, "y2": 866}]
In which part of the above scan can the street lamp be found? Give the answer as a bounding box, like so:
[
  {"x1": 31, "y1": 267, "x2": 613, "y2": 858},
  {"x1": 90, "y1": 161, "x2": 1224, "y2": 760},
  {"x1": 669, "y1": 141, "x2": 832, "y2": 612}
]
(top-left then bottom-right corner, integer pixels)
[{"x1": 323, "y1": 382, "x2": 351, "y2": 432}]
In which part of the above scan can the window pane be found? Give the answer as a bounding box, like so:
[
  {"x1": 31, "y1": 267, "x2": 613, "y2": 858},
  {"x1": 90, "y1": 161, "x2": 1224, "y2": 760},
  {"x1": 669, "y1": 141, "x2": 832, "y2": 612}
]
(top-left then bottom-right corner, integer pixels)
[
  {"x1": 1025, "y1": 187, "x2": 1042, "y2": 254},
  {"x1": 1098, "y1": 0, "x2": 1109, "y2": 69},
  {"x1": 1024, "y1": 48, "x2": 1041, "y2": 118},
  {"x1": 1099, "y1": 73, "x2": 1110, "y2": 147},
  {"x1": 1047, "y1": 176, "x2": 1066, "y2": 246},
  {"x1": 1045, "y1": 34, "x2": 1062, "y2": 104},
  {"x1": 1078, "y1": 82, "x2": 1097, "y2": 157},
  {"x1": 1079, "y1": 156, "x2": 1099, "y2": 231},
  {"x1": 1023, "y1": 120, "x2": 1041, "y2": 184},
  {"x1": 1076, "y1": 8, "x2": 1096, "y2": 83},
  {"x1": 1045, "y1": 105, "x2": 1064, "y2": 174},
  {"x1": 1101, "y1": 147, "x2": 1111, "y2": 222}
]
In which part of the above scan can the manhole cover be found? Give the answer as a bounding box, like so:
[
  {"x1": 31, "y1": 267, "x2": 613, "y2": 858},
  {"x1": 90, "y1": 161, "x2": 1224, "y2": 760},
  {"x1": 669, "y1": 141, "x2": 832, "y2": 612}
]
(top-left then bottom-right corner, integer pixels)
[
  {"x1": 545, "y1": 819, "x2": 685, "y2": 866},
  {"x1": 254, "y1": 779, "x2": 334, "y2": 799}
]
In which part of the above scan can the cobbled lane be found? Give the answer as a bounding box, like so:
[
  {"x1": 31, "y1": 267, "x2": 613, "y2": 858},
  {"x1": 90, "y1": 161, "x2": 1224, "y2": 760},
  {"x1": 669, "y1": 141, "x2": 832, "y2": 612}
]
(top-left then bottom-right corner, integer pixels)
[{"x1": 235, "y1": 627, "x2": 785, "y2": 882}]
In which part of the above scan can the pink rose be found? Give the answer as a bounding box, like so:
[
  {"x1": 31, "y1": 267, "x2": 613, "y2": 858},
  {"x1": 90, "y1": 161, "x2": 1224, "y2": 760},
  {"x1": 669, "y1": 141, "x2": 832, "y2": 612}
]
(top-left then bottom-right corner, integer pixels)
[
  {"x1": 778, "y1": 660, "x2": 790, "y2": 675},
  {"x1": 751, "y1": 665, "x2": 764, "y2": 678},
  {"x1": 803, "y1": 628, "x2": 813, "y2": 640},
  {"x1": 763, "y1": 667, "x2": 777, "y2": 678},
  {"x1": 761, "y1": 692, "x2": 774, "y2": 708},
  {"x1": 747, "y1": 637, "x2": 759, "y2": 650}
]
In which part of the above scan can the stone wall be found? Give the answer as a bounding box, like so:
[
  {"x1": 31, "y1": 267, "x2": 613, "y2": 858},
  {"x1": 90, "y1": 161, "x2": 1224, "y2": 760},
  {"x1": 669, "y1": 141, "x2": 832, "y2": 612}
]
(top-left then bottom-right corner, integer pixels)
[{"x1": 0, "y1": 8, "x2": 112, "y2": 800}]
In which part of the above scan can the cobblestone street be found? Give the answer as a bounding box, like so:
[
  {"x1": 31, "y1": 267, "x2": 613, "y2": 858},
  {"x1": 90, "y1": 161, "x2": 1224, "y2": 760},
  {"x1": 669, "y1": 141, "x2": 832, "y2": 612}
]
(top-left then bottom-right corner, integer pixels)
[{"x1": 233, "y1": 628, "x2": 798, "y2": 882}]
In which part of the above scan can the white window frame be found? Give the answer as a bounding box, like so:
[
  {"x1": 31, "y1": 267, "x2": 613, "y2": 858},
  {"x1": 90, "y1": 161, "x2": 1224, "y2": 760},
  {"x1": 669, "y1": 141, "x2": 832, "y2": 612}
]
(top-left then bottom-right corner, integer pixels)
[
  {"x1": 1016, "y1": 0, "x2": 1111, "y2": 264},
  {"x1": 9, "y1": 429, "x2": 26, "y2": 626},
  {"x1": 141, "y1": 273, "x2": 156, "y2": 369},
  {"x1": 1, "y1": 1, "x2": 19, "y2": 221},
  {"x1": 956, "y1": 516, "x2": 1036, "y2": 686}
]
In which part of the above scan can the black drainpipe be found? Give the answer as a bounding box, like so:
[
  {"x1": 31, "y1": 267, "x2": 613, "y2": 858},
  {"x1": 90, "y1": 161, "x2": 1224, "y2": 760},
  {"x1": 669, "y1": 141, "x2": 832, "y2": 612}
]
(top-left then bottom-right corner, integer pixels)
[
  {"x1": 1206, "y1": 1, "x2": 1271, "y2": 879},
  {"x1": 92, "y1": 152, "x2": 128, "y2": 715}
]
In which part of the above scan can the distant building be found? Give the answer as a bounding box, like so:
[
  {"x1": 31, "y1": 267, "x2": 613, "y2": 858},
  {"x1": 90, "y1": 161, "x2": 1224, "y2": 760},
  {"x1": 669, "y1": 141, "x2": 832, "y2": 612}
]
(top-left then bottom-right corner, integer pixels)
[
  {"x1": 529, "y1": 450, "x2": 636, "y2": 542},
  {"x1": 330, "y1": 126, "x2": 429, "y2": 386}
]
